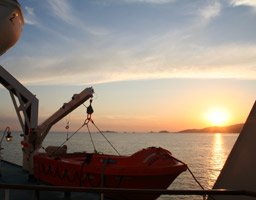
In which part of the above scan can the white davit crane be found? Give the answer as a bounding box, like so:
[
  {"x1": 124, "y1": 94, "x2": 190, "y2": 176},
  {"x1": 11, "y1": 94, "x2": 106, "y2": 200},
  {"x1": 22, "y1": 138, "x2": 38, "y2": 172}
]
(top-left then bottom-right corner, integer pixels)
[{"x1": 0, "y1": 65, "x2": 94, "y2": 173}]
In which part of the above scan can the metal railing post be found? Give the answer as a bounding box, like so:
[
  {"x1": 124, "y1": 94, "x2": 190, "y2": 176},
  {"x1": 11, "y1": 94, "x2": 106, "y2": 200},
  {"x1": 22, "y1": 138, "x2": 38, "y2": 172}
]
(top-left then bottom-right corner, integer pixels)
[
  {"x1": 4, "y1": 189, "x2": 10, "y2": 200},
  {"x1": 64, "y1": 191, "x2": 71, "y2": 200},
  {"x1": 100, "y1": 193, "x2": 104, "y2": 200},
  {"x1": 33, "y1": 190, "x2": 40, "y2": 200}
]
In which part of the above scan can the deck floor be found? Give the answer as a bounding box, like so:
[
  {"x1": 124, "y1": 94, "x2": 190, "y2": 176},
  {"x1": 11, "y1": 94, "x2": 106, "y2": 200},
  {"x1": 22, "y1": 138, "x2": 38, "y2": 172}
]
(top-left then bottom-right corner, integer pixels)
[{"x1": 0, "y1": 160, "x2": 104, "y2": 200}]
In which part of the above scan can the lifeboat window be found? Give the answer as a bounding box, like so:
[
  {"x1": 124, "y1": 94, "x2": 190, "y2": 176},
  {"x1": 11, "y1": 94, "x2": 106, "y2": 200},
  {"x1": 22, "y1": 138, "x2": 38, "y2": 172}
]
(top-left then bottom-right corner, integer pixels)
[{"x1": 102, "y1": 159, "x2": 117, "y2": 164}]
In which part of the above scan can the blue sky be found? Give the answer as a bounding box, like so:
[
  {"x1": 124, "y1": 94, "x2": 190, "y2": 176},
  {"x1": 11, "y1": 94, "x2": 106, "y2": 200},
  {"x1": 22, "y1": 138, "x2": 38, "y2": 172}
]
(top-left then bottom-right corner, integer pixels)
[{"x1": 1, "y1": 0, "x2": 256, "y2": 132}]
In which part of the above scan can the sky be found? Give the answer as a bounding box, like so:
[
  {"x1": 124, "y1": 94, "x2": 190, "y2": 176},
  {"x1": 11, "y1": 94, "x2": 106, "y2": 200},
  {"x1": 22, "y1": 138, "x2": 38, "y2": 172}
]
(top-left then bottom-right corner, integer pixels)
[{"x1": 1, "y1": 0, "x2": 256, "y2": 132}]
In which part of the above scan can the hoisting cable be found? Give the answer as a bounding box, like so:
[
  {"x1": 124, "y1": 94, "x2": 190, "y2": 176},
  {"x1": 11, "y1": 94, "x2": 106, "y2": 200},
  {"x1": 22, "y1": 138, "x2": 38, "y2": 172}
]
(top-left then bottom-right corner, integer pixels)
[
  {"x1": 86, "y1": 122, "x2": 97, "y2": 153},
  {"x1": 91, "y1": 120, "x2": 120, "y2": 156},
  {"x1": 83, "y1": 98, "x2": 120, "y2": 156},
  {"x1": 49, "y1": 122, "x2": 86, "y2": 157}
]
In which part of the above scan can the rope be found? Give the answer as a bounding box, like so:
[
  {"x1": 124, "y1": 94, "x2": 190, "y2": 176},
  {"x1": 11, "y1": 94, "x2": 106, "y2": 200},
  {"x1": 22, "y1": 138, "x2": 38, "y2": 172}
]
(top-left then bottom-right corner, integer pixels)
[
  {"x1": 90, "y1": 120, "x2": 120, "y2": 156},
  {"x1": 83, "y1": 99, "x2": 119, "y2": 155},
  {"x1": 170, "y1": 156, "x2": 216, "y2": 200},
  {"x1": 187, "y1": 166, "x2": 216, "y2": 200},
  {"x1": 187, "y1": 167, "x2": 205, "y2": 191},
  {"x1": 86, "y1": 123, "x2": 97, "y2": 153},
  {"x1": 49, "y1": 122, "x2": 86, "y2": 156}
]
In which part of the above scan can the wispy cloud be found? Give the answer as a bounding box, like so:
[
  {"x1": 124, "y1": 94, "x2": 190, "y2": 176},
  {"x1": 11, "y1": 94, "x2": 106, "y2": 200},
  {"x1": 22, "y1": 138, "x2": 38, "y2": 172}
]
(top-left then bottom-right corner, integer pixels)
[
  {"x1": 4, "y1": 41, "x2": 256, "y2": 86},
  {"x1": 46, "y1": 0, "x2": 110, "y2": 36},
  {"x1": 24, "y1": 6, "x2": 39, "y2": 25},
  {"x1": 198, "y1": 1, "x2": 222, "y2": 24},
  {"x1": 98, "y1": 0, "x2": 176, "y2": 4},
  {"x1": 5, "y1": 0, "x2": 256, "y2": 86},
  {"x1": 120, "y1": 0, "x2": 176, "y2": 4},
  {"x1": 230, "y1": 0, "x2": 256, "y2": 7},
  {"x1": 47, "y1": 0, "x2": 75, "y2": 25}
]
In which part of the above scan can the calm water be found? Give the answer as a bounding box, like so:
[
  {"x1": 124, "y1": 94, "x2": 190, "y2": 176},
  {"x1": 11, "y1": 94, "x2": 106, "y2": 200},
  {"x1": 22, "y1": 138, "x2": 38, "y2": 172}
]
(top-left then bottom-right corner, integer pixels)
[{"x1": 1, "y1": 132, "x2": 238, "y2": 199}]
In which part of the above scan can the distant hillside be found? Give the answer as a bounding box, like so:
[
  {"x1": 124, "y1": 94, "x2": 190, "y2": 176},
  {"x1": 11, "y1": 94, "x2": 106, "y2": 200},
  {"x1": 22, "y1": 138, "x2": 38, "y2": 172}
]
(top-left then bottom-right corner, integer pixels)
[{"x1": 178, "y1": 123, "x2": 243, "y2": 133}]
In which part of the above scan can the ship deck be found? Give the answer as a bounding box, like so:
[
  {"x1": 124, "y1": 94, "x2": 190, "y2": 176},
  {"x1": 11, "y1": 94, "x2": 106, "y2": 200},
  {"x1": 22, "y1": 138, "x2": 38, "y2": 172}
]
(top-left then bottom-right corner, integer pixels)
[{"x1": 0, "y1": 160, "x2": 101, "y2": 200}]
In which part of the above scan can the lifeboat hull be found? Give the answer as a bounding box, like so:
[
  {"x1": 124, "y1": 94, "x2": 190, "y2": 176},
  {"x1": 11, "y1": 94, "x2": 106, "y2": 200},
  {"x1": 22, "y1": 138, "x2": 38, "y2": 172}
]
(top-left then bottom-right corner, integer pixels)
[{"x1": 34, "y1": 147, "x2": 187, "y2": 200}]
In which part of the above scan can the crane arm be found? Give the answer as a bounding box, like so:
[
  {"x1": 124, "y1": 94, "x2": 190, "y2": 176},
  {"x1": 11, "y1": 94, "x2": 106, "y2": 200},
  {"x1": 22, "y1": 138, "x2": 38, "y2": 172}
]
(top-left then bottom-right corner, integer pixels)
[
  {"x1": 0, "y1": 65, "x2": 94, "y2": 173},
  {"x1": 0, "y1": 65, "x2": 39, "y2": 172},
  {"x1": 0, "y1": 65, "x2": 38, "y2": 133},
  {"x1": 35, "y1": 87, "x2": 94, "y2": 148}
]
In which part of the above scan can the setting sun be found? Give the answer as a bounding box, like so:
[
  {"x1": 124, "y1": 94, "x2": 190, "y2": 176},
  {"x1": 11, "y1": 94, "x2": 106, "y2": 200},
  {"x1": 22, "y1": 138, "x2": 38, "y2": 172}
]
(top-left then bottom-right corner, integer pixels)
[{"x1": 205, "y1": 108, "x2": 229, "y2": 126}]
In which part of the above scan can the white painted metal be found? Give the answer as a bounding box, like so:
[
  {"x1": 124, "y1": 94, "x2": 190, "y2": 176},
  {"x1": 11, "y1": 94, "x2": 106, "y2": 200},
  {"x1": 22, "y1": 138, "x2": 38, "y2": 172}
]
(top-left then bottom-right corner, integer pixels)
[
  {"x1": 36, "y1": 87, "x2": 94, "y2": 148},
  {"x1": 0, "y1": 65, "x2": 39, "y2": 172},
  {"x1": 0, "y1": 66, "x2": 39, "y2": 130},
  {"x1": 213, "y1": 101, "x2": 256, "y2": 200},
  {"x1": 0, "y1": 65, "x2": 94, "y2": 173}
]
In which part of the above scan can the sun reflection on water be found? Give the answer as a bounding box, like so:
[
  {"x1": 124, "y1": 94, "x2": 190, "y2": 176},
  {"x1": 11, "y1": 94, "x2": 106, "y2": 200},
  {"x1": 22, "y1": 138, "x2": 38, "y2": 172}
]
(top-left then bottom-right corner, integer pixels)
[{"x1": 208, "y1": 133, "x2": 225, "y2": 187}]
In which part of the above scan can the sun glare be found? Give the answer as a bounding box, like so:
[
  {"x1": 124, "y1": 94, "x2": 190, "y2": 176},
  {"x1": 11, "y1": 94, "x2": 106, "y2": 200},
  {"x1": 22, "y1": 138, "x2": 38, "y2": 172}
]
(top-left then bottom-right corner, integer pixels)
[{"x1": 205, "y1": 108, "x2": 229, "y2": 126}]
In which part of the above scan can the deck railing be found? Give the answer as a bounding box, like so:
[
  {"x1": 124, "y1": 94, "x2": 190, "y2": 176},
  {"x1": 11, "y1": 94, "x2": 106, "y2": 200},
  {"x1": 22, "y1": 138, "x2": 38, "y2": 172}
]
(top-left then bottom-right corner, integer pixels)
[{"x1": 1, "y1": 183, "x2": 256, "y2": 200}]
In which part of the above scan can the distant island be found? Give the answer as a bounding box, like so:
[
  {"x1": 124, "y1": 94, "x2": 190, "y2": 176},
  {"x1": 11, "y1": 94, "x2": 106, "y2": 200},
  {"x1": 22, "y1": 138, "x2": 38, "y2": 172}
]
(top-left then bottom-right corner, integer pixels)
[
  {"x1": 61, "y1": 124, "x2": 244, "y2": 134},
  {"x1": 149, "y1": 130, "x2": 170, "y2": 133},
  {"x1": 177, "y1": 123, "x2": 243, "y2": 133},
  {"x1": 102, "y1": 130, "x2": 117, "y2": 133}
]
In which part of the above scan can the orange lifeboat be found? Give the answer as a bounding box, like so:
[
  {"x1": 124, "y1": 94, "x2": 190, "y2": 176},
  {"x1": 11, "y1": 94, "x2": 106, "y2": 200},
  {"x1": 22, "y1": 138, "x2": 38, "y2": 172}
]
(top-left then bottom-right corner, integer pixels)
[
  {"x1": 0, "y1": 0, "x2": 24, "y2": 55},
  {"x1": 34, "y1": 147, "x2": 187, "y2": 200}
]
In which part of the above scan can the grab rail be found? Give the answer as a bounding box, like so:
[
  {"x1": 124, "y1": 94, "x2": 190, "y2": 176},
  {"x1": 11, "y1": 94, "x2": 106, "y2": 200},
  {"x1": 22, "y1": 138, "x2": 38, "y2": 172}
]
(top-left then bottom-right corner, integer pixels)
[{"x1": 1, "y1": 183, "x2": 256, "y2": 200}]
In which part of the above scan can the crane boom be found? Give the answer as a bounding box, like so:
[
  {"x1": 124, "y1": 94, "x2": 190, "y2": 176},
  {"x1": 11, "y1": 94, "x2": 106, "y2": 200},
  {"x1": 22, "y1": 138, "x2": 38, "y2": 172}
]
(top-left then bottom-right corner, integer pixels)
[
  {"x1": 36, "y1": 87, "x2": 94, "y2": 147},
  {"x1": 0, "y1": 65, "x2": 94, "y2": 173},
  {"x1": 0, "y1": 65, "x2": 38, "y2": 132}
]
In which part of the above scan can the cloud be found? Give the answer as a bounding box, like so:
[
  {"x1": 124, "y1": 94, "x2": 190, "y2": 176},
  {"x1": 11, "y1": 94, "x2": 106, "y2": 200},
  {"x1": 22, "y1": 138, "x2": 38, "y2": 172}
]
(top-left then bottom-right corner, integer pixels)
[
  {"x1": 121, "y1": 0, "x2": 176, "y2": 4},
  {"x1": 47, "y1": 0, "x2": 74, "y2": 25},
  {"x1": 24, "y1": 6, "x2": 39, "y2": 25},
  {"x1": 230, "y1": 0, "x2": 256, "y2": 7},
  {"x1": 4, "y1": 41, "x2": 256, "y2": 86},
  {"x1": 46, "y1": 0, "x2": 110, "y2": 36},
  {"x1": 198, "y1": 1, "x2": 222, "y2": 24},
  {"x1": 98, "y1": 0, "x2": 176, "y2": 4},
  {"x1": 5, "y1": 0, "x2": 256, "y2": 86}
]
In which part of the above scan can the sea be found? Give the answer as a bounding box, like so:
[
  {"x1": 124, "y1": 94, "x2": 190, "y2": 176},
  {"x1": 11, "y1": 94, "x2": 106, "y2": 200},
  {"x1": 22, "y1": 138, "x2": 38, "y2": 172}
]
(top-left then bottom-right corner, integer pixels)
[{"x1": 1, "y1": 131, "x2": 238, "y2": 200}]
